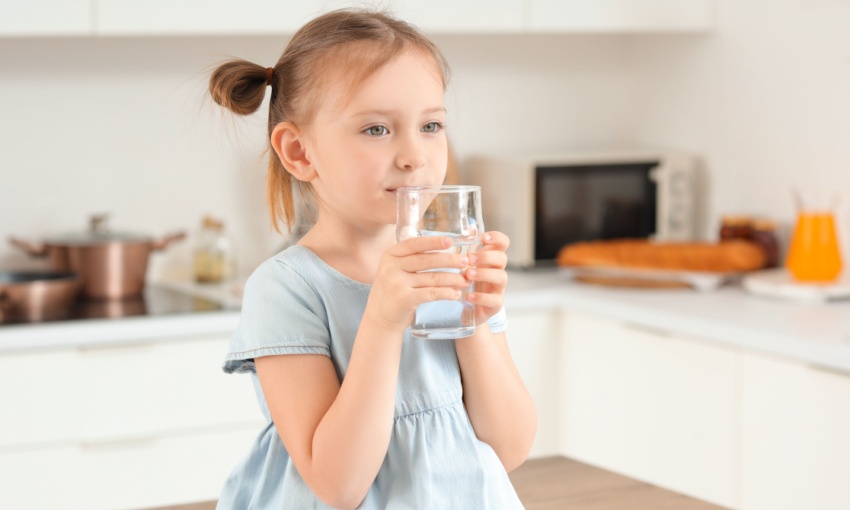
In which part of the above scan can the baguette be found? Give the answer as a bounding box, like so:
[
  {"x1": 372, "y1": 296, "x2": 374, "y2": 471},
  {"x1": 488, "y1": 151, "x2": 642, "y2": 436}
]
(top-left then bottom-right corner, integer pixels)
[{"x1": 556, "y1": 239, "x2": 766, "y2": 273}]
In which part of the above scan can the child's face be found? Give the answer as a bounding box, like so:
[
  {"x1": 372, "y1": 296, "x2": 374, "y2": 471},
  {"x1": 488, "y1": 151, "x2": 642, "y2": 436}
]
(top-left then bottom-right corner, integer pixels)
[{"x1": 304, "y1": 49, "x2": 448, "y2": 230}]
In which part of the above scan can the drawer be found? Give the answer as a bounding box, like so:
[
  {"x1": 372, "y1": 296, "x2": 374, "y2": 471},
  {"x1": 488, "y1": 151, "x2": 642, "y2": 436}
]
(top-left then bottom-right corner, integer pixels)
[
  {"x1": 0, "y1": 424, "x2": 260, "y2": 510},
  {"x1": 0, "y1": 335, "x2": 262, "y2": 448}
]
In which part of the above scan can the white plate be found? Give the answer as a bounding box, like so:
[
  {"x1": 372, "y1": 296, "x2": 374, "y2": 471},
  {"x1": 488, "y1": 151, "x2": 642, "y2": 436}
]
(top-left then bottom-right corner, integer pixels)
[{"x1": 743, "y1": 268, "x2": 850, "y2": 302}]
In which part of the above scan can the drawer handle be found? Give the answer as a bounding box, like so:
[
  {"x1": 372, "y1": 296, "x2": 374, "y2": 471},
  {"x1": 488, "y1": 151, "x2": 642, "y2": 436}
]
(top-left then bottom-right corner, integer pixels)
[
  {"x1": 79, "y1": 434, "x2": 157, "y2": 451},
  {"x1": 76, "y1": 342, "x2": 156, "y2": 355},
  {"x1": 620, "y1": 321, "x2": 673, "y2": 338},
  {"x1": 807, "y1": 363, "x2": 850, "y2": 378}
]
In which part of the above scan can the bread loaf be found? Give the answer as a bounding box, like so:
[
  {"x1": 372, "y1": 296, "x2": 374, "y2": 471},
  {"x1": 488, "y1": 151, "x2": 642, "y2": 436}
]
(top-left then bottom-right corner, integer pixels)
[{"x1": 557, "y1": 239, "x2": 766, "y2": 272}]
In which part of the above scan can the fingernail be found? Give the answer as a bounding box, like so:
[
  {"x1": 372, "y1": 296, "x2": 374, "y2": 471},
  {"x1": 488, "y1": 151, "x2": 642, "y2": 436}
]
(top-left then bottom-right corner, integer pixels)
[
  {"x1": 484, "y1": 233, "x2": 492, "y2": 242},
  {"x1": 461, "y1": 256, "x2": 469, "y2": 266},
  {"x1": 467, "y1": 268, "x2": 477, "y2": 278},
  {"x1": 468, "y1": 293, "x2": 476, "y2": 301},
  {"x1": 469, "y1": 253, "x2": 478, "y2": 264}
]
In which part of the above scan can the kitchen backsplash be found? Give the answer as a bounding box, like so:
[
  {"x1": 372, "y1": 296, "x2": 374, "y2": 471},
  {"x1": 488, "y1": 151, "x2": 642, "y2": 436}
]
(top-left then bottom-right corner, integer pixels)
[{"x1": 2, "y1": 0, "x2": 849, "y2": 280}]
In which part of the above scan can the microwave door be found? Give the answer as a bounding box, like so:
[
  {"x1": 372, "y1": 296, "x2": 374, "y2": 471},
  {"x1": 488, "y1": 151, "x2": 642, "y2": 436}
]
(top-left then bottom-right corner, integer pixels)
[{"x1": 534, "y1": 163, "x2": 658, "y2": 265}]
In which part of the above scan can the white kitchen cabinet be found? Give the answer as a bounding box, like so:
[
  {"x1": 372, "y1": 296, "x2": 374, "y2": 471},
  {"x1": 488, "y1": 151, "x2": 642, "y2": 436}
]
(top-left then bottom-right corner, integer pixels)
[
  {"x1": 391, "y1": 0, "x2": 524, "y2": 33},
  {"x1": 559, "y1": 311, "x2": 739, "y2": 509},
  {"x1": 527, "y1": 0, "x2": 714, "y2": 32},
  {"x1": 0, "y1": 0, "x2": 92, "y2": 36},
  {"x1": 0, "y1": 425, "x2": 258, "y2": 510},
  {"x1": 96, "y1": 0, "x2": 524, "y2": 36},
  {"x1": 0, "y1": 332, "x2": 266, "y2": 510},
  {"x1": 96, "y1": 0, "x2": 324, "y2": 35},
  {"x1": 741, "y1": 353, "x2": 850, "y2": 510},
  {"x1": 504, "y1": 307, "x2": 561, "y2": 458}
]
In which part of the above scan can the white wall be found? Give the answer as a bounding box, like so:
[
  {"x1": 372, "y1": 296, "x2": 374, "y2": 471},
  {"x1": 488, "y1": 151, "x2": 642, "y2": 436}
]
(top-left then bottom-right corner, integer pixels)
[
  {"x1": 0, "y1": 34, "x2": 634, "y2": 279},
  {"x1": 2, "y1": 0, "x2": 849, "y2": 281},
  {"x1": 625, "y1": 0, "x2": 850, "y2": 256}
]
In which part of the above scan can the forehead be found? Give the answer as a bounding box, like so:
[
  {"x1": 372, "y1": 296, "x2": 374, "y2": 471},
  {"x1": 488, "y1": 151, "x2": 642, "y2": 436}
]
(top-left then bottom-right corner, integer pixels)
[{"x1": 316, "y1": 47, "x2": 446, "y2": 120}]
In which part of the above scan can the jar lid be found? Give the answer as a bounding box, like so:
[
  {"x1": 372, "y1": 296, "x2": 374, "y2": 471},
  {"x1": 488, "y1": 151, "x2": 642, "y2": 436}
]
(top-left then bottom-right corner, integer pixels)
[
  {"x1": 721, "y1": 214, "x2": 754, "y2": 226},
  {"x1": 752, "y1": 219, "x2": 777, "y2": 231}
]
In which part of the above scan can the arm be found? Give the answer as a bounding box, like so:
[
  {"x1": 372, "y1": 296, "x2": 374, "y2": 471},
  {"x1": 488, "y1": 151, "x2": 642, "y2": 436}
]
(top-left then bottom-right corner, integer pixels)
[
  {"x1": 457, "y1": 232, "x2": 537, "y2": 472},
  {"x1": 255, "y1": 236, "x2": 470, "y2": 509}
]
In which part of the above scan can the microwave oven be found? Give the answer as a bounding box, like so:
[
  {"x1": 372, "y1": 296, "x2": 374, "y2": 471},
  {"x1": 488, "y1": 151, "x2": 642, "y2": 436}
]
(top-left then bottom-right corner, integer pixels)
[{"x1": 467, "y1": 149, "x2": 697, "y2": 268}]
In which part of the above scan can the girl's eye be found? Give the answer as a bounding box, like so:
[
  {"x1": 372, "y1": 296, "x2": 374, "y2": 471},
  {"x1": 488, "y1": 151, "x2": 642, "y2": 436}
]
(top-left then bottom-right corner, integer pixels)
[
  {"x1": 365, "y1": 125, "x2": 389, "y2": 136},
  {"x1": 422, "y1": 122, "x2": 443, "y2": 133}
]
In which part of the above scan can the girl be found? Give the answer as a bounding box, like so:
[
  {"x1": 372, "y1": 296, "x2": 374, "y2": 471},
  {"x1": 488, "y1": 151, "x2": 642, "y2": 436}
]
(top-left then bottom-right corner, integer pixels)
[{"x1": 209, "y1": 9, "x2": 536, "y2": 509}]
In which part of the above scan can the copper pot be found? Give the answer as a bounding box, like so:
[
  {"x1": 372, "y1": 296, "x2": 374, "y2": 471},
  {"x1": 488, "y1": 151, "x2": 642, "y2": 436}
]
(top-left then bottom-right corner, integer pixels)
[
  {"x1": 0, "y1": 271, "x2": 80, "y2": 323},
  {"x1": 10, "y1": 215, "x2": 185, "y2": 300}
]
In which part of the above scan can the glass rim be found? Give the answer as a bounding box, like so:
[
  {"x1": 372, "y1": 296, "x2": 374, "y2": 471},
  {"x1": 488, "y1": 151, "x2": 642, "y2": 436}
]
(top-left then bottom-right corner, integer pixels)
[{"x1": 396, "y1": 185, "x2": 480, "y2": 194}]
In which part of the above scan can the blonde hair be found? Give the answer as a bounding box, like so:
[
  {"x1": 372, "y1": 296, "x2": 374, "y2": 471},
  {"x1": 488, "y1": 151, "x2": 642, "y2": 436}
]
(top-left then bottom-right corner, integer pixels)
[{"x1": 209, "y1": 9, "x2": 450, "y2": 234}]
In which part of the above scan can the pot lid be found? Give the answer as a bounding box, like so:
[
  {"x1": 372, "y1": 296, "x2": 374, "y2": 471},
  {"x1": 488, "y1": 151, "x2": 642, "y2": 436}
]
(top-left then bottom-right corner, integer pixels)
[{"x1": 44, "y1": 214, "x2": 152, "y2": 245}]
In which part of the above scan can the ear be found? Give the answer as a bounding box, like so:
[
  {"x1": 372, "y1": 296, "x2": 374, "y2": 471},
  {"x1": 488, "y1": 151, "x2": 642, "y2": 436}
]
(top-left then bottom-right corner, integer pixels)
[{"x1": 270, "y1": 122, "x2": 316, "y2": 182}]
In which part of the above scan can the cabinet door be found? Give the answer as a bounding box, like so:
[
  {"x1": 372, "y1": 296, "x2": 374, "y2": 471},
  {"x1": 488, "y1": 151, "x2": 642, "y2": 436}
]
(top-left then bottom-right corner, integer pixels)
[
  {"x1": 0, "y1": 334, "x2": 262, "y2": 449},
  {"x1": 393, "y1": 0, "x2": 524, "y2": 33},
  {"x1": 504, "y1": 308, "x2": 560, "y2": 458},
  {"x1": 559, "y1": 311, "x2": 739, "y2": 508},
  {"x1": 0, "y1": 0, "x2": 91, "y2": 36},
  {"x1": 741, "y1": 353, "x2": 850, "y2": 510},
  {"x1": 528, "y1": 0, "x2": 713, "y2": 32},
  {"x1": 97, "y1": 0, "x2": 333, "y2": 35},
  {"x1": 97, "y1": 0, "x2": 525, "y2": 35},
  {"x1": 0, "y1": 425, "x2": 258, "y2": 510}
]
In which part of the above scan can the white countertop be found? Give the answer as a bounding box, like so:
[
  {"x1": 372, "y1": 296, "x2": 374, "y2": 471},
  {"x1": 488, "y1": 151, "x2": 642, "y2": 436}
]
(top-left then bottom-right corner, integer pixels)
[
  {"x1": 2, "y1": 271, "x2": 850, "y2": 374},
  {"x1": 505, "y1": 270, "x2": 850, "y2": 374}
]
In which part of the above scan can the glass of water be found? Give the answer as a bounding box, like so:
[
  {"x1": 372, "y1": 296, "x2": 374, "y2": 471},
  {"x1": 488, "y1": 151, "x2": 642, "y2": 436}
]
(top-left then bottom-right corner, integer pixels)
[{"x1": 396, "y1": 185, "x2": 484, "y2": 339}]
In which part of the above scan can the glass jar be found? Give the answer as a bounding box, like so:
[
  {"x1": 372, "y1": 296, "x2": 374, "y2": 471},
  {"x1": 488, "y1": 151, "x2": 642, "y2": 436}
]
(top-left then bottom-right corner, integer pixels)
[
  {"x1": 193, "y1": 216, "x2": 234, "y2": 283},
  {"x1": 719, "y1": 215, "x2": 754, "y2": 241},
  {"x1": 751, "y1": 219, "x2": 779, "y2": 269}
]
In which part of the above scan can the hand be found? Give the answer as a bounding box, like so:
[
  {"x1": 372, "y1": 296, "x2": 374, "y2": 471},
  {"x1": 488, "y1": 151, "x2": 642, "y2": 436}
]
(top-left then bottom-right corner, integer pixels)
[
  {"x1": 465, "y1": 231, "x2": 509, "y2": 326},
  {"x1": 364, "y1": 236, "x2": 472, "y2": 333}
]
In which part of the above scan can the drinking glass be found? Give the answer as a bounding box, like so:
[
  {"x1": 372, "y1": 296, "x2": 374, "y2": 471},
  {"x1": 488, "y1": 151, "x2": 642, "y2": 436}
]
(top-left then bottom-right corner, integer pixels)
[{"x1": 396, "y1": 185, "x2": 484, "y2": 339}]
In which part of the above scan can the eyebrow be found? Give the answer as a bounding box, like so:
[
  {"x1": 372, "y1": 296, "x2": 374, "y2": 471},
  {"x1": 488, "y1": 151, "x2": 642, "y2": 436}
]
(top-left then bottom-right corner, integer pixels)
[{"x1": 351, "y1": 106, "x2": 446, "y2": 117}]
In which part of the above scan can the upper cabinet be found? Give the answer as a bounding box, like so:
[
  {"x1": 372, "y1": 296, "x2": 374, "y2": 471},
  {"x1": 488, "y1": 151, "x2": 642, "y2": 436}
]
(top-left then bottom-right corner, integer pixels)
[
  {"x1": 95, "y1": 0, "x2": 525, "y2": 36},
  {"x1": 528, "y1": 0, "x2": 714, "y2": 32},
  {"x1": 97, "y1": 0, "x2": 321, "y2": 36},
  {"x1": 3, "y1": 0, "x2": 715, "y2": 37},
  {"x1": 0, "y1": 0, "x2": 92, "y2": 36}
]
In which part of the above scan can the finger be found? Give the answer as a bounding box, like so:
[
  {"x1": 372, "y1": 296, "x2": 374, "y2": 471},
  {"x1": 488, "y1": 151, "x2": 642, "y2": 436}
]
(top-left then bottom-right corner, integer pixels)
[
  {"x1": 410, "y1": 271, "x2": 471, "y2": 290},
  {"x1": 467, "y1": 291, "x2": 502, "y2": 309},
  {"x1": 392, "y1": 236, "x2": 452, "y2": 257},
  {"x1": 465, "y1": 267, "x2": 508, "y2": 288},
  {"x1": 469, "y1": 250, "x2": 507, "y2": 270},
  {"x1": 401, "y1": 252, "x2": 469, "y2": 273},
  {"x1": 414, "y1": 286, "x2": 464, "y2": 303},
  {"x1": 480, "y1": 231, "x2": 510, "y2": 251}
]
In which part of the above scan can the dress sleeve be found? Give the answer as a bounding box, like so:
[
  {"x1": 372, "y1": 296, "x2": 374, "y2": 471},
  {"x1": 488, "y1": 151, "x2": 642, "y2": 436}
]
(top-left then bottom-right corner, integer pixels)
[
  {"x1": 223, "y1": 257, "x2": 331, "y2": 374},
  {"x1": 486, "y1": 306, "x2": 509, "y2": 335}
]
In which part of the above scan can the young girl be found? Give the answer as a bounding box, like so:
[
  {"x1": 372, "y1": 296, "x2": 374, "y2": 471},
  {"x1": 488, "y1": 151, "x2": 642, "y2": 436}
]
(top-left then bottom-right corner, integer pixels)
[{"x1": 209, "y1": 9, "x2": 537, "y2": 509}]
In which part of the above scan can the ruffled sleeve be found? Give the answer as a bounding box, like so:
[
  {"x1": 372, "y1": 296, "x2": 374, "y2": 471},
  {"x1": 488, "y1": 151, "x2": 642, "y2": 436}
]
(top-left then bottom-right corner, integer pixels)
[{"x1": 223, "y1": 256, "x2": 331, "y2": 374}]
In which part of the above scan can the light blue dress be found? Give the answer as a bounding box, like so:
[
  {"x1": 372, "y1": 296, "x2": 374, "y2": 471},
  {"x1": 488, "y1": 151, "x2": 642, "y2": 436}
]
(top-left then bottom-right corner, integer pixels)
[{"x1": 217, "y1": 245, "x2": 524, "y2": 509}]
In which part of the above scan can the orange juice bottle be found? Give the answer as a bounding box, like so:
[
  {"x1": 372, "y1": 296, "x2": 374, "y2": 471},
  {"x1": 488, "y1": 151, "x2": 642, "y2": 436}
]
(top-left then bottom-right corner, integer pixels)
[{"x1": 785, "y1": 210, "x2": 842, "y2": 282}]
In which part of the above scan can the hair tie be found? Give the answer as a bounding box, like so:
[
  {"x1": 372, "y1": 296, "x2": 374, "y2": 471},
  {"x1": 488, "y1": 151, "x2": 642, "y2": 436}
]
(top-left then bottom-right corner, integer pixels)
[{"x1": 265, "y1": 67, "x2": 275, "y2": 86}]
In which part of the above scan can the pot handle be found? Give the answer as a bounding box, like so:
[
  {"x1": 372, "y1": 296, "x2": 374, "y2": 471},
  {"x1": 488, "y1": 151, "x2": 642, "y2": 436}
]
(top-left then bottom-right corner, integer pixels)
[
  {"x1": 8, "y1": 236, "x2": 49, "y2": 257},
  {"x1": 150, "y1": 231, "x2": 187, "y2": 251},
  {"x1": 0, "y1": 288, "x2": 10, "y2": 323}
]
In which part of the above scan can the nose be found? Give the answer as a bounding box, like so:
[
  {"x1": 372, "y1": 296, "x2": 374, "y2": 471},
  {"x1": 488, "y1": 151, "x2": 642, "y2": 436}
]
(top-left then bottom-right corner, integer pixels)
[{"x1": 395, "y1": 134, "x2": 427, "y2": 171}]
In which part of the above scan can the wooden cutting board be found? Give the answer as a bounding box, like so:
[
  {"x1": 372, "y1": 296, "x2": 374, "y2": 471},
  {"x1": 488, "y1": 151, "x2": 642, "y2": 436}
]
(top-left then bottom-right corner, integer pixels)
[{"x1": 575, "y1": 274, "x2": 693, "y2": 289}]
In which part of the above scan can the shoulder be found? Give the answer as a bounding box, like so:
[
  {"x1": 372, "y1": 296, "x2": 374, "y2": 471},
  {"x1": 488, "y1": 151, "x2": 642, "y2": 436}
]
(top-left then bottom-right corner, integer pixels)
[{"x1": 243, "y1": 246, "x2": 322, "y2": 303}]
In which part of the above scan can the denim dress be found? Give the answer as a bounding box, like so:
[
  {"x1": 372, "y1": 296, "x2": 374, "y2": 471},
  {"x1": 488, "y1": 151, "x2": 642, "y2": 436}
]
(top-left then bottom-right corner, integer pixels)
[{"x1": 217, "y1": 245, "x2": 523, "y2": 509}]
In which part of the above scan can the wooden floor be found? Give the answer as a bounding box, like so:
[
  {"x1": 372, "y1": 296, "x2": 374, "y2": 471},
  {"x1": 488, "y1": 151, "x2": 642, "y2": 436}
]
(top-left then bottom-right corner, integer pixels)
[{"x1": 149, "y1": 456, "x2": 728, "y2": 510}]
